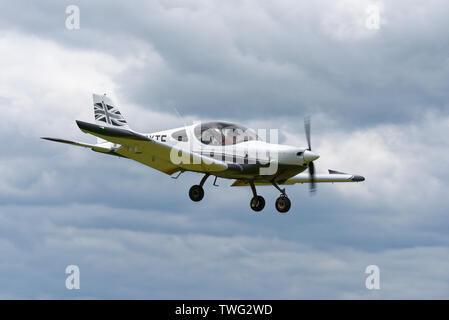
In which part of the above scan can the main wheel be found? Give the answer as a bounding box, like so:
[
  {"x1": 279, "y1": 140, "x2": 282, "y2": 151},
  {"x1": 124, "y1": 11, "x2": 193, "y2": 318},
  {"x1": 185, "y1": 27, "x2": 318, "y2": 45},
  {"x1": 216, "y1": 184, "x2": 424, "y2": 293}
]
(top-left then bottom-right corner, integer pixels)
[
  {"x1": 189, "y1": 185, "x2": 204, "y2": 202},
  {"x1": 275, "y1": 196, "x2": 291, "y2": 213},
  {"x1": 250, "y1": 196, "x2": 265, "y2": 212}
]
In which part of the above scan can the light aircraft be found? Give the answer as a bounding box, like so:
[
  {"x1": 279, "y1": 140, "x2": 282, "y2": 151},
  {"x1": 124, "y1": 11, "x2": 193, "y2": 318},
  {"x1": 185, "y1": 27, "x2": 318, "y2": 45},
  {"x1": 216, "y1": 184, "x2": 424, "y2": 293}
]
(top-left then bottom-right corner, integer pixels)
[{"x1": 42, "y1": 94, "x2": 364, "y2": 213}]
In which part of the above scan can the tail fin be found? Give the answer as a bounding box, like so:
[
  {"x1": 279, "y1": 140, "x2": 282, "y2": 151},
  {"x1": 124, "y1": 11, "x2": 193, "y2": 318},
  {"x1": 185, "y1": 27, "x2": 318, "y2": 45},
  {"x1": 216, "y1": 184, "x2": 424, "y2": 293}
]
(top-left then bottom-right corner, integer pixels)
[
  {"x1": 93, "y1": 93, "x2": 130, "y2": 129},
  {"x1": 93, "y1": 93, "x2": 130, "y2": 143}
]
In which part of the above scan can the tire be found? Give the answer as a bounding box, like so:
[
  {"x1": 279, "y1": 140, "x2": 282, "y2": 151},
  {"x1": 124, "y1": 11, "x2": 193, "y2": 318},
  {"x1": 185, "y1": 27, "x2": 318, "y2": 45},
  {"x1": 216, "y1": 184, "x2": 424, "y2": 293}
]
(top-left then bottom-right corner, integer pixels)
[
  {"x1": 275, "y1": 196, "x2": 291, "y2": 213},
  {"x1": 250, "y1": 196, "x2": 265, "y2": 212},
  {"x1": 189, "y1": 185, "x2": 204, "y2": 202}
]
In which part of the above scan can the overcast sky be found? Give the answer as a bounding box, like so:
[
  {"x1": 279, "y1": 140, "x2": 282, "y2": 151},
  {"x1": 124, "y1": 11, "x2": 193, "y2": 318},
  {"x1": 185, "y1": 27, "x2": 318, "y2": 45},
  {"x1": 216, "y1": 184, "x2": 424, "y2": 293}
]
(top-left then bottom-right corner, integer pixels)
[{"x1": 1, "y1": 0, "x2": 449, "y2": 299}]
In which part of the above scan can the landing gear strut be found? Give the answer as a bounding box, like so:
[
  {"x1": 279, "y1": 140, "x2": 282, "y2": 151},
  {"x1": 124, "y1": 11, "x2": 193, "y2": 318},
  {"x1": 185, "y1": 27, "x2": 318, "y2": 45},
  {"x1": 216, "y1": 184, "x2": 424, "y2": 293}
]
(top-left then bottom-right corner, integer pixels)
[
  {"x1": 189, "y1": 174, "x2": 210, "y2": 202},
  {"x1": 249, "y1": 181, "x2": 265, "y2": 212},
  {"x1": 271, "y1": 180, "x2": 291, "y2": 213}
]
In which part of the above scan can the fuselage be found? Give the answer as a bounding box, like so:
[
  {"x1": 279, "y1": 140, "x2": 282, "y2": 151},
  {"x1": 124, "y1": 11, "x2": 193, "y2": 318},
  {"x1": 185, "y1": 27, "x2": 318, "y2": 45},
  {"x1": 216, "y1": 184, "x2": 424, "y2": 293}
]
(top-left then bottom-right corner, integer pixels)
[{"x1": 142, "y1": 121, "x2": 319, "y2": 181}]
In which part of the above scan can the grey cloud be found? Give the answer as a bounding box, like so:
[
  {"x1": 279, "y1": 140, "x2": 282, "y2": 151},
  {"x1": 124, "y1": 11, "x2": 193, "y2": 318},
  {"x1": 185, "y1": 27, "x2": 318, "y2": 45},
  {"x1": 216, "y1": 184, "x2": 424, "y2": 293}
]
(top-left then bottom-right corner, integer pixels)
[
  {"x1": 1, "y1": 204, "x2": 449, "y2": 298},
  {"x1": 1, "y1": 0, "x2": 449, "y2": 126}
]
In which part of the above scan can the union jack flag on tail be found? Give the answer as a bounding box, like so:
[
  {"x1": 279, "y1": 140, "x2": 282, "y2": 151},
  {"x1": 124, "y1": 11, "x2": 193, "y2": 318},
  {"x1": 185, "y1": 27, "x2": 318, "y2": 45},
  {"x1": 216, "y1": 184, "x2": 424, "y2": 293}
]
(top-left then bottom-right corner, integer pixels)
[
  {"x1": 93, "y1": 94, "x2": 130, "y2": 129},
  {"x1": 93, "y1": 93, "x2": 130, "y2": 143}
]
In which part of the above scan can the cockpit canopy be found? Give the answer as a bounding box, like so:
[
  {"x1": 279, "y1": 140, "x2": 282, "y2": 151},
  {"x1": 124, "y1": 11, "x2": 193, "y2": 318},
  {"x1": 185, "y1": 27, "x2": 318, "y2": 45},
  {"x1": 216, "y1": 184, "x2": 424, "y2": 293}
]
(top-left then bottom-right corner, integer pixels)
[{"x1": 194, "y1": 122, "x2": 260, "y2": 146}]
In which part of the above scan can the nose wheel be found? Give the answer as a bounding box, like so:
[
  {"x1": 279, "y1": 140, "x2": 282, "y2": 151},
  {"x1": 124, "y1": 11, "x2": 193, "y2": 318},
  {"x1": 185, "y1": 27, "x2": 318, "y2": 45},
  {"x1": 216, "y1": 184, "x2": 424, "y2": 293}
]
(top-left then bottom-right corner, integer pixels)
[
  {"x1": 275, "y1": 195, "x2": 291, "y2": 213},
  {"x1": 272, "y1": 180, "x2": 291, "y2": 213}
]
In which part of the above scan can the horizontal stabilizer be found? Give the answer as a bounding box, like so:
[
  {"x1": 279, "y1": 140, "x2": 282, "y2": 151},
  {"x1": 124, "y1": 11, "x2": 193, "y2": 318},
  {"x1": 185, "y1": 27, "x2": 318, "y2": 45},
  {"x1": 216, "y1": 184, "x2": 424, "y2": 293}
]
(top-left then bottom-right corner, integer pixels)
[
  {"x1": 41, "y1": 137, "x2": 124, "y2": 157},
  {"x1": 42, "y1": 137, "x2": 97, "y2": 149},
  {"x1": 76, "y1": 120, "x2": 150, "y2": 142}
]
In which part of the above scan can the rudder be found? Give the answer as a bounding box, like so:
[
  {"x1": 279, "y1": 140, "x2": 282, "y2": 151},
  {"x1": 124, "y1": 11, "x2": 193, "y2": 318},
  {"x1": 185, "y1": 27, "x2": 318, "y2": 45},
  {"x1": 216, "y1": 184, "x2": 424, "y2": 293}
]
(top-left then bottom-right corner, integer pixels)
[
  {"x1": 93, "y1": 93, "x2": 130, "y2": 129},
  {"x1": 93, "y1": 93, "x2": 129, "y2": 144}
]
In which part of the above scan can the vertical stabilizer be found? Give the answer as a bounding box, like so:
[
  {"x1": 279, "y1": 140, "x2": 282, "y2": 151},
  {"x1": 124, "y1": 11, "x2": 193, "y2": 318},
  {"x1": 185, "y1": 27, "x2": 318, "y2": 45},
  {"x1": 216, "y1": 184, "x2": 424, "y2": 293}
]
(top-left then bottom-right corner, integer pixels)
[{"x1": 93, "y1": 93, "x2": 130, "y2": 143}]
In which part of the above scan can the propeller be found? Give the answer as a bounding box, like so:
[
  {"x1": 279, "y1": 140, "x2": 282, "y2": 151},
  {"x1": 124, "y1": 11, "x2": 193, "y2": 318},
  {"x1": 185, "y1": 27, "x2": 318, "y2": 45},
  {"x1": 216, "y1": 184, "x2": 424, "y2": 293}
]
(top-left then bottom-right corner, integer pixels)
[
  {"x1": 304, "y1": 117, "x2": 317, "y2": 194},
  {"x1": 308, "y1": 161, "x2": 316, "y2": 193},
  {"x1": 305, "y1": 116, "x2": 312, "y2": 151}
]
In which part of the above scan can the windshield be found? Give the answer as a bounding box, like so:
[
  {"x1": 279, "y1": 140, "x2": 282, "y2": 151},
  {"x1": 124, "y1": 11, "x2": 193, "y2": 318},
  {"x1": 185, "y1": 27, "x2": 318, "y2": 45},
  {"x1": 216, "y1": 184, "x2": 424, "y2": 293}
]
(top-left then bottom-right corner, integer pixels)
[{"x1": 194, "y1": 122, "x2": 260, "y2": 146}]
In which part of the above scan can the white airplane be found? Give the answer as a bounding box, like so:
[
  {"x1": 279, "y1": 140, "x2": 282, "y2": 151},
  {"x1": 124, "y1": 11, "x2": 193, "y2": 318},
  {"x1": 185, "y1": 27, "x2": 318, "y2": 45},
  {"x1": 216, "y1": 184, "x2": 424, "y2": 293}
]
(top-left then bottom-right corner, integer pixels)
[{"x1": 42, "y1": 94, "x2": 364, "y2": 213}]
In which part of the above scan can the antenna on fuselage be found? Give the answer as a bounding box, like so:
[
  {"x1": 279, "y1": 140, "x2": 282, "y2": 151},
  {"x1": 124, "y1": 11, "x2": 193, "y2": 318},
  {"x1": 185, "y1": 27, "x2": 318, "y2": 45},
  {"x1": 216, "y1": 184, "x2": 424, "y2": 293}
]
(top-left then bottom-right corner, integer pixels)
[{"x1": 173, "y1": 106, "x2": 189, "y2": 129}]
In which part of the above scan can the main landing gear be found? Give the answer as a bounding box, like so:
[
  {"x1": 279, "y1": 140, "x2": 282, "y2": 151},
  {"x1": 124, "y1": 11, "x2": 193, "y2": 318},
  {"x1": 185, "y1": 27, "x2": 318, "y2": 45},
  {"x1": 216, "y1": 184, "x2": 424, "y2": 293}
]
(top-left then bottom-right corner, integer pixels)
[
  {"x1": 188, "y1": 174, "x2": 291, "y2": 213},
  {"x1": 249, "y1": 181, "x2": 265, "y2": 212},
  {"x1": 189, "y1": 174, "x2": 210, "y2": 202}
]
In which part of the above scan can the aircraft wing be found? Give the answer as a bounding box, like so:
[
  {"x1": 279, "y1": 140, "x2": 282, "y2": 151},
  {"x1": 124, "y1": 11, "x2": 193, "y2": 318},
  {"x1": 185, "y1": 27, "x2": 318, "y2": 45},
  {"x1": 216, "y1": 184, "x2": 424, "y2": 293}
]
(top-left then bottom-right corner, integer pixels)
[
  {"x1": 231, "y1": 170, "x2": 365, "y2": 186},
  {"x1": 75, "y1": 120, "x2": 229, "y2": 175}
]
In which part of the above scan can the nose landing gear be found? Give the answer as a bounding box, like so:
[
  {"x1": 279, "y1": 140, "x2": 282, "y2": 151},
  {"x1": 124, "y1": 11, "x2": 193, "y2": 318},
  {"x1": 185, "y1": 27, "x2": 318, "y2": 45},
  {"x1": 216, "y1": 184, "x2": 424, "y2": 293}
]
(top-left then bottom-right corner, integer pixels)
[
  {"x1": 272, "y1": 180, "x2": 291, "y2": 213},
  {"x1": 275, "y1": 195, "x2": 291, "y2": 213}
]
